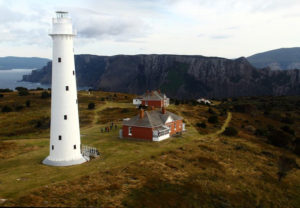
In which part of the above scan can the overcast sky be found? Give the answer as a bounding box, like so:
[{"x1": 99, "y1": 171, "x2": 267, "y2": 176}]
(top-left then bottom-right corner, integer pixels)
[{"x1": 1, "y1": 0, "x2": 300, "y2": 59}]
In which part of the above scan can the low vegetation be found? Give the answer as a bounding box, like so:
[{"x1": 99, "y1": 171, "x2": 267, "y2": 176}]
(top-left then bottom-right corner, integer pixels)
[{"x1": 0, "y1": 92, "x2": 299, "y2": 207}]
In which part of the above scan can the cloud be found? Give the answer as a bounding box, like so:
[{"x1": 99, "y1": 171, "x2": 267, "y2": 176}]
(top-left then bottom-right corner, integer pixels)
[{"x1": 210, "y1": 35, "x2": 232, "y2": 39}]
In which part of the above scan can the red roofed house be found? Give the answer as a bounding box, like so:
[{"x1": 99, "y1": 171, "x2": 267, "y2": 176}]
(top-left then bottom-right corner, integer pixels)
[
  {"x1": 120, "y1": 107, "x2": 185, "y2": 142},
  {"x1": 133, "y1": 90, "x2": 169, "y2": 108}
]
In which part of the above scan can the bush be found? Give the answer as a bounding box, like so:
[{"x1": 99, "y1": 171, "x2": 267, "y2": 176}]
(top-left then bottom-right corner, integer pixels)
[
  {"x1": 41, "y1": 91, "x2": 51, "y2": 99},
  {"x1": 281, "y1": 125, "x2": 295, "y2": 135},
  {"x1": 2, "y1": 105, "x2": 12, "y2": 113},
  {"x1": 0, "y1": 94, "x2": 3, "y2": 98},
  {"x1": 26, "y1": 100, "x2": 31, "y2": 107},
  {"x1": 101, "y1": 97, "x2": 105, "y2": 101},
  {"x1": 121, "y1": 108, "x2": 129, "y2": 113},
  {"x1": 175, "y1": 100, "x2": 180, "y2": 105},
  {"x1": 223, "y1": 127, "x2": 238, "y2": 136},
  {"x1": 255, "y1": 128, "x2": 268, "y2": 137},
  {"x1": 196, "y1": 122, "x2": 206, "y2": 128},
  {"x1": 208, "y1": 108, "x2": 215, "y2": 114},
  {"x1": 88, "y1": 102, "x2": 95, "y2": 110},
  {"x1": 15, "y1": 87, "x2": 28, "y2": 91},
  {"x1": 267, "y1": 130, "x2": 292, "y2": 148},
  {"x1": 0, "y1": 88, "x2": 12, "y2": 92},
  {"x1": 280, "y1": 117, "x2": 294, "y2": 124},
  {"x1": 15, "y1": 105, "x2": 24, "y2": 111},
  {"x1": 208, "y1": 115, "x2": 218, "y2": 124},
  {"x1": 18, "y1": 90, "x2": 29, "y2": 96}
]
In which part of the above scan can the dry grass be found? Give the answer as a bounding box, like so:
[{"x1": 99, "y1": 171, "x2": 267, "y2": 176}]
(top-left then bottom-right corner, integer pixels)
[{"x1": 0, "y1": 93, "x2": 299, "y2": 207}]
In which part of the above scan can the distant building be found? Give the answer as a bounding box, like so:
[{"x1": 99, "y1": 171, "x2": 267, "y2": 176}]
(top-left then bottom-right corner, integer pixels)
[
  {"x1": 133, "y1": 90, "x2": 169, "y2": 108},
  {"x1": 120, "y1": 107, "x2": 185, "y2": 142},
  {"x1": 197, "y1": 98, "x2": 211, "y2": 105}
]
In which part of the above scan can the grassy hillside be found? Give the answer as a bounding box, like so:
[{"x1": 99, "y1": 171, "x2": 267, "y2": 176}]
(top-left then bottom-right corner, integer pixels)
[{"x1": 0, "y1": 91, "x2": 299, "y2": 207}]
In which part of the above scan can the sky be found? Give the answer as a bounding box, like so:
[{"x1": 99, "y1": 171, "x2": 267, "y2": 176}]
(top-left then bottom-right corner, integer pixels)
[{"x1": 1, "y1": 0, "x2": 300, "y2": 59}]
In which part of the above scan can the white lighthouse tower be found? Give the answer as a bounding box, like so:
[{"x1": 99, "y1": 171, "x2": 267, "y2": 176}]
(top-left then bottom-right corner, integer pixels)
[{"x1": 43, "y1": 11, "x2": 87, "y2": 166}]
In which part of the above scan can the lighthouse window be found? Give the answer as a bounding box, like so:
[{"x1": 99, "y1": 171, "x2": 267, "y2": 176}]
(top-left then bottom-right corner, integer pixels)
[
  {"x1": 52, "y1": 145, "x2": 54, "y2": 150},
  {"x1": 73, "y1": 70, "x2": 75, "y2": 75},
  {"x1": 73, "y1": 145, "x2": 76, "y2": 149},
  {"x1": 76, "y1": 99, "x2": 78, "y2": 104},
  {"x1": 64, "y1": 115, "x2": 67, "y2": 120},
  {"x1": 58, "y1": 135, "x2": 62, "y2": 140},
  {"x1": 58, "y1": 57, "x2": 61, "y2": 62},
  {"x1": 66, "y1": 86, "x2": 69, "y2": 91}
]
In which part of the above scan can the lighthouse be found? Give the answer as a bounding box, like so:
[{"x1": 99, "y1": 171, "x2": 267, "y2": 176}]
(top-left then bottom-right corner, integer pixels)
[{"x1": 43, "y1": 11, "x2": 87, "y2": 166}]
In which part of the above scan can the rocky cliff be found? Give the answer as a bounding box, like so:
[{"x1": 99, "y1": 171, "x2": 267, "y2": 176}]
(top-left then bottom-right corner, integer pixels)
[{"x1": 23, "y1": 54, "x2": 300, "y2": 98}]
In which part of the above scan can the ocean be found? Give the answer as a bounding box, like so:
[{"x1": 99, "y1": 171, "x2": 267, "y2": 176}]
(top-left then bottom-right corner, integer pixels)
[
  {"x1": 0, "y1": 69, "x2": 90, "y2": 90},
  {"x1": 0, "y1": 69, "x2": 50, "y2": 90}
]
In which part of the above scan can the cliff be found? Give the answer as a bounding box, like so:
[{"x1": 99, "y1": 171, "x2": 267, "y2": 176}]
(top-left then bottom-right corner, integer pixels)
[{"x1": 22, "y1": 54, "x2": 300, "y2": 98}]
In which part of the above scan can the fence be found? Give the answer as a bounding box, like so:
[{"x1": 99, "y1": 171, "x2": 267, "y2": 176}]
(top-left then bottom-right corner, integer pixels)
[{"x1": 81, "y1": 145, "x2": 100, "y2": 159}]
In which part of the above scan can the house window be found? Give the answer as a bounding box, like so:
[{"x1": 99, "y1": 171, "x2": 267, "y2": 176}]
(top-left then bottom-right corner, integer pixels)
[
  {"x1": 128, "y1": 127, "x2": 132, "y2": 136},
  {"x1": 58, "y1": 57, "x2": 61, "y2": 62},
  {"x1": 58, "y1": 135, "x2": 62, "y2": 140},
  {"x1": 52, "y1": 145, "x2": 54, "y2": 150},
  {"x1": 66, "y1": 86, "x2": 69, "y2": 91},
  {"x1": 145, "y1": 101, "x2": 148, "y2": 106},
  {"x1": 74, "y1": 145, "x2": 76, "y2": 149},
  {"x1": 73, "y1": 70, "x2": 75, "y2": 75},
  {"x1": 64, "y1": 115, "x2": 67, "y2": 120},
  {"x1": 174, "y1": 123, "x2": 177, "y2": 130}
]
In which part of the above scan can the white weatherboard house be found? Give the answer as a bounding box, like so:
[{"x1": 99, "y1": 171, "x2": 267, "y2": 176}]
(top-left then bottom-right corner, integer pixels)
[{"x1": 43, "y1": 11, "x2": 87, "y2": 166}]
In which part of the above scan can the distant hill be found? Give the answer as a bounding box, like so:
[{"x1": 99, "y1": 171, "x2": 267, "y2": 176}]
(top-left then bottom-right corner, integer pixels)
[
  {"x1": 0, "y1": 56, "x2": 50, "y2": 70},
  {"x1": 22, "y1": 54, "x2": 300, "y2": 99},
  {"x1": 247, "y1": 47, "x2": 300, "y2": 70}
]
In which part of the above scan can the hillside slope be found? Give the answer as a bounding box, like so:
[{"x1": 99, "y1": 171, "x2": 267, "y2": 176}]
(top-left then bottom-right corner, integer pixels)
[
  {"x1": 247, "y1": 47, "x2": 300, "y2": 70},
  {"x1": 0, "y1": 56, "x2": 50, "y2": 70},
  {"x1": 22, "y1": 54, "x2": 300, "y2": 98}
]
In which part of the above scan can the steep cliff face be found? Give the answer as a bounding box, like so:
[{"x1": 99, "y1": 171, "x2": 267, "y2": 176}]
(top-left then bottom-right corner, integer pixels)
[{"x1": 23, "y1": 54, "x2": 300, "y2": 98}]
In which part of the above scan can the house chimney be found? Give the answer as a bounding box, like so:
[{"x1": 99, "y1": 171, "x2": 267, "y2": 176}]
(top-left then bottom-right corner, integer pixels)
[
  {"x1": 139, "y1": 109, "x2": 144, "y2": 119},
  {"x1": 162, "y1": 107, "x2": 166, "y2": 114}
]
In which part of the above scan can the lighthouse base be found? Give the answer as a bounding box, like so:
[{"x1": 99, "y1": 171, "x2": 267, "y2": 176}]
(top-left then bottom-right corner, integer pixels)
[{"x1": 42, "y1": 155, "x2": 88, "y2": 166}]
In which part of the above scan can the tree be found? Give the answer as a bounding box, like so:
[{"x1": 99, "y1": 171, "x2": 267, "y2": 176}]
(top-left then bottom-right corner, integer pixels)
[
  {"x1": 88, "y1": 102, "x2": 95, "y2": 110},
  {"x1": 0, "y1": 94, "x2": 3, "y2": 98}
]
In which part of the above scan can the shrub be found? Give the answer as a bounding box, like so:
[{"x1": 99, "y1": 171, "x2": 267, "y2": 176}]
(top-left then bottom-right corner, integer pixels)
[
  {"x1": 208, "y1": 115, "x2": 218, "y2": 124},
  {"x1": 18, "y1": 90, "x2": 29, "y2": 96},
  {"x1": 100, "y1": 97, "x2": 105, "y2": 101},
  {"x1": 2, "y1": 105, "x2": 12, "y2": 113},
  {"x1": 208, "y1": 108, "x2": 215, "y2": 114},
  {"x1": 280, "y1": 117, "x2": 294, "y2": 124},
  {"x1": 41, "y1": 91, "x2": 51, "y2": 99},
  {"x1": 267, "y1": 130, "x2": 292, "y2": 148},
  {"x1": 26, "y1": 100, "x2": 31, "y2": 107},
  {"x1": 255, "y1": 128, "x2": 268, "y2": 137},
  {"x1": 175, "y1": 100, "x2": 180, "y2": 105},
  {"x1": 281, "y1": 125, "x2": 295, "y2": 135},
  {"x1": 277, "y1": 156, "x2": 298, "y2": 181},
  {"x1": 88, "y1": 102, "x2": 95, "y2": 110},
  {"x1": 196, "y1": 122, "x2": 206, "y2": 128},
  {"x1": 15, "y1": 87, "x2": 28, "y2": 91},
  {"x1": 0, "y1": 94, "x2": 3, "y2": 98},
  {"x1": 121, "y1": 108, "x2": 129, "y2": 113},
  {"x1": 15, "y1": 105, "x2": 24, "y2": 111},
  {"x1": 223, "y1": 127, "x2": 238, "y2": 136},
  {"x1": 0, "y1": 88, "x2": 12, "y2": 92}
]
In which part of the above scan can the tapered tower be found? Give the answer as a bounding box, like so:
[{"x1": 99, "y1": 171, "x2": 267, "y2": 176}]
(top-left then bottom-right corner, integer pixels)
[{"x1": 43, "y1": 11, "x2": 87, "y2": 166}]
